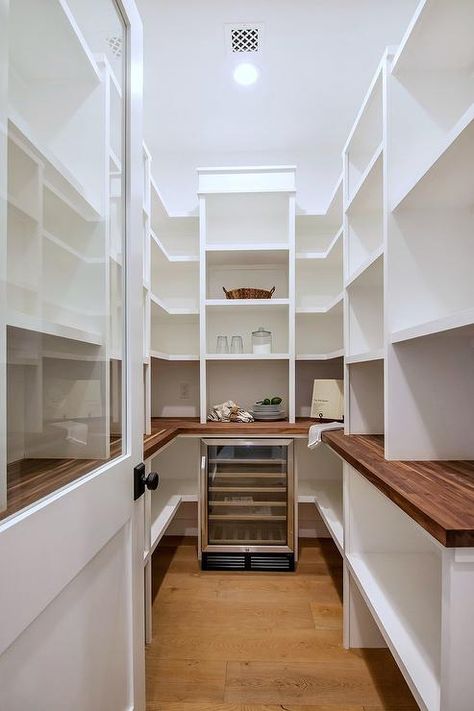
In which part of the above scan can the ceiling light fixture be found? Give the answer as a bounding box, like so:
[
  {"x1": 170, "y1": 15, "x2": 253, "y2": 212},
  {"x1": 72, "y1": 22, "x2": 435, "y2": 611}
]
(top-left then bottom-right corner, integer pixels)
[{"x1": 233, "y1": 63, "x2": 259, "y2": 86}]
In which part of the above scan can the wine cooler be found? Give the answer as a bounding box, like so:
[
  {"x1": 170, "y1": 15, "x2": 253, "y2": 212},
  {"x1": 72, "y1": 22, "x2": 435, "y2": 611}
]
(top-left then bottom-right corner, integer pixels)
[{"x1": 200, "y1": 439, "x2": 295, "y2": 571}]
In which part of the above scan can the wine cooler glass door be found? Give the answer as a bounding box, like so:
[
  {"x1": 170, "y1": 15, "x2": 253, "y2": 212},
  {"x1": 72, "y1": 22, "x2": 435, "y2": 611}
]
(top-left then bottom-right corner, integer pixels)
[{"x1": 202, "y1": 439, "x2": 294, "y2": 553}]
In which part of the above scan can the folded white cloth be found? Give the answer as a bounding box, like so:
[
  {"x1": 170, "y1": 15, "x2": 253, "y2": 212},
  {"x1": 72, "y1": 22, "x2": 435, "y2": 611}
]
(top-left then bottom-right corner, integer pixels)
[
  {"x1": 208, "y1": 400, "x2": 254, "y2": 423},
  {"x1": 308, "y1": 421, "x2": 344, "y2": 449}
]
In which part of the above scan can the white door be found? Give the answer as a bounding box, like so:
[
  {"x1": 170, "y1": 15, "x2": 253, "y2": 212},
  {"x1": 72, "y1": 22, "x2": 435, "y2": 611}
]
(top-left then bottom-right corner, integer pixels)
[{"x1": 0, "y1": 1, "x2": 146, "y2": 709}]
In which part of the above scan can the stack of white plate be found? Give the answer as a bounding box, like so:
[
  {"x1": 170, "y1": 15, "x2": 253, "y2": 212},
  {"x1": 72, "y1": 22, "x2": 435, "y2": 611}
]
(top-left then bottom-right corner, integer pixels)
[{"x1": 252, "y1": 404, "x2": 286, "y2": 421}]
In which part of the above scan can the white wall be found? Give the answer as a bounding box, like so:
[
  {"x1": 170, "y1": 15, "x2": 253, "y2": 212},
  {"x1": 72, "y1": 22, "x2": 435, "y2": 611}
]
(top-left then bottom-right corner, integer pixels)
[{"x1": 151, "y1": 149, "x2": 340, "y2": 216}]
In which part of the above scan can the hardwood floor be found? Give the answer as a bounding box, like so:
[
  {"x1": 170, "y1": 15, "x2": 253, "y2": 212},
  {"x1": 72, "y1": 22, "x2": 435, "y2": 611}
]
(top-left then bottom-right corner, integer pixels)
[{"x1": 146, "y1": 537, "x2": 419, "y2": 711}]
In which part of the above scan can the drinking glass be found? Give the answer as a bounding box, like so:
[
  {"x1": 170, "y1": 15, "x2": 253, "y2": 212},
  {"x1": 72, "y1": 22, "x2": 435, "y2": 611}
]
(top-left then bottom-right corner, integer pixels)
[
  {"x1": 230, "y1": 336, "x2": 244, "y2": 354},
  {"x1": 216, "y1": 335, "x2": 229, "y2": 354}
]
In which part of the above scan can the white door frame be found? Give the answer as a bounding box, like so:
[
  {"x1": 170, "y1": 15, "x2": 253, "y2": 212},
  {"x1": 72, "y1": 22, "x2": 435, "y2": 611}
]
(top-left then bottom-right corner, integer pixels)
[{"x1": 0, "y1": 0, "x2": 146, "y2": 708}]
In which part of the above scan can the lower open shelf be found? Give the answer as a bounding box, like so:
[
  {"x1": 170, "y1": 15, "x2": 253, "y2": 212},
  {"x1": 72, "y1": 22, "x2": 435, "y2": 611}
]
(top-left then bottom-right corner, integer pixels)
[
  {"x1": 298, "y1": 479, "x2": 343, "y2": 554},
  {"x1": 149, "y1": 478, "x2": 198, "y2": 556},
  {"x1": 346, "y1": 552, "x2": 441, "y2": 711}
]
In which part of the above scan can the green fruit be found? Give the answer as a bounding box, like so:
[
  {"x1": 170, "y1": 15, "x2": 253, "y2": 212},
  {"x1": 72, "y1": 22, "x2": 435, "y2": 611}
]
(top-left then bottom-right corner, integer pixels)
[
  {"x1": 263, "y1": 398, "x2": 271, "y2": 405},
  {"x1": 271, "y1": 397, "x2": 282, "y2": 405}
]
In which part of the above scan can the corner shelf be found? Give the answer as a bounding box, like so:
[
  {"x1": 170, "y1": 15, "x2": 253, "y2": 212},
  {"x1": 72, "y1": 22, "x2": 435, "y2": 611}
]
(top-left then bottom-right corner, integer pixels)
[
  {"x1": 150, "y1": 351, "x2": 199, "y2": 362},
  {"x1": 151, "y1": 228, "x2": 198, "y2": 263},
  {"x1": 300, "y1": 480, "x2": 343, "y2": 555},
  {"x1": 296, "y1": 292, "x2": 343, "y2": 314},
  {"x1": 150, "y1": 293, "x2": 199, "y2": 316},
  {"x1": 149, "y1": 478, "x2": 198, "y2": 556},
  {"x1": 296, "y1": 226, "x2": 342, "y2": 260},
  {"x1": 346, "y1": 350, "x2": 384, "y2": 364},
  {"x1": 205, "y1": 353, "x2": 290, "y2": 361},
  {"x1": 296, "y1": 350, "x2": 344, "y2": 361}
]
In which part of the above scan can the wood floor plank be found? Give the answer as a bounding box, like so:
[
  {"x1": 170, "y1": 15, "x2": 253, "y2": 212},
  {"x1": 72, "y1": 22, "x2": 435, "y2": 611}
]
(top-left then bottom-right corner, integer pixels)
[
  {"x1": 146, "y1": 658, "x2": 226, "y2": 704},
  {"x1": 149, "y1": 628, "x2": 344, "y2": 662},
  {"x1": 148, "y1": 703, "x2": 367, "y2": 711},
  {"x1": 310, "y1": 601, "x2": 343, "y2": 631},
  {"x1": 224, "y1": 660, "x2": 418, "y2": 707},
  {"x1": 145, "y1": 537, "x2": 418, "y2": 711},
  {"x1": 152, "y1": 597, "x2": 316, "y2": 632}
]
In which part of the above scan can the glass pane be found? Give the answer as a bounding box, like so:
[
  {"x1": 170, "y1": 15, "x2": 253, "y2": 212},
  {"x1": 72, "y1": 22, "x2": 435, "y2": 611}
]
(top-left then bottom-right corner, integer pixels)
[
  {"x1": 2, "y1": 0, "x2": 126, "y2": 520},
  {"x1": 207, "y1": 443, "x2": 289, "y2": 546}
]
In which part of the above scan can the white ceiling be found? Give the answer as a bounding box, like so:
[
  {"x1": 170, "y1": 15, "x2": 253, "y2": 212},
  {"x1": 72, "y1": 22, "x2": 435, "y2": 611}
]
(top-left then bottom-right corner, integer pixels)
[{"x1": 138, "y1": 0, "x2": 418, "y2": 215}]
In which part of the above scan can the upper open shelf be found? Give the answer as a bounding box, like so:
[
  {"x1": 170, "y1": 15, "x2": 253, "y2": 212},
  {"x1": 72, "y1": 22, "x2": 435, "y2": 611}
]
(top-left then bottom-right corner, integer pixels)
[
  {"x1": 393, "y1": 107, "x2": 474, "y2": 211},
  {"x1": 296, "y1": 174, "x2": 342, "y2": 255},
  {"x1": 10, "y1": 0, "x2": 101, "y2": 85},
  {"x1": 389, "y1": 0, "x2": 474, "y2": 212},
  {"x1": 344, "y1": 63, "x2": 383, "y2": 205},
  {"x1": 150, "y1": 178, "x2": 199, "y2": 260},
  {"x1": 206, "y1": 249, "x2": 289, "y2": 301},
  {"x1": 9, "y1": 117, "x2": 102, "y2": 221},
  {"x1": 392, "y1": 0, "x2": 474, "y2": 76},
  {"x1": 204, "y1": 192, "x2": 291, "y2": 250}
]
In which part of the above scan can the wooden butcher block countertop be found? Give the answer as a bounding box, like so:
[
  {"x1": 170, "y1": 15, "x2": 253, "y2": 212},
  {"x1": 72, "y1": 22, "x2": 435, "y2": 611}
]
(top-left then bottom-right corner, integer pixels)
[
  {"x1": 322, "y1": 430, "x2": 474, "y2": 548},
  {"x1": 143, "y1": 417, "x2": 317, "y2": 460}
]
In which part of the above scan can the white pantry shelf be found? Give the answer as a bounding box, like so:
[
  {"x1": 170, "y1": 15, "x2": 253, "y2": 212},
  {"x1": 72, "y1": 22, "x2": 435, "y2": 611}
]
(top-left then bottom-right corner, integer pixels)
[
  {"x1": 9, "y1": 114, "x2": 102, "y2": 222},
  {"x1": 390, "y1": 308, "x2": 474, "y2": 345},
  {"x1": 151, "y1": 293, "x2": 199, "y2": 316},
  {"x1": 346, "y1": 142, "x2": 383, "y2": 213},
  {"x1": 298, "y1": 479, "x2": 343, "y2": 554},
  {"x1": 296, "y1": 226, "x2": 343, "y2": 260},
  {"x1": 108, "y1": 149, "x2": 122, "y2": 176},
  {"x1": 296, "y1": 349, "x2": 344, "y2": 361},
  {"x1": 205, "y1": 242, "x2": 289, "y2": 253},
  {"x1": 346, "y1": 349, "x2": 384, "y2": 364},
  {"x1": 346, "y1": 552, "x2": 441, "y2": 711},
  {"x1": 205, "y1": 298, "x2": 289, "y2": 308},
  {"x1": 7, "y1": 194, "x2": 39, "y2": 223},
  {"x1": 391, "y1": 0, "x2": 474, "y2": 76},
  {"x1": 10, "y1": 0, "x2": 101, "y2": 85},
  {"x1": 150, "y1": 229, "x2": 198, "y2": 263},
  {"x1": 391, "y1": 104, "x2": 474, "y2": 211},
  {"x1": 345, "y1": 245, "x2": 383, "y2": 289},
  {"x1": 150, "y1": 351, "x2": 199, "y2": 362},
  {"x1": 296, "y1": 292, "x2": 343, "y2": 315},
  {"x1": 43, "y1": 230, "x2": 102, "y2": 263},
  {"x1": 7, "y1": 310, "x2": 103, "y2": 346},
  {"x1": 149, "y1": 478, "x2": 198, "y2": 556},
  {"x1": 205, "y1": 353, "x2": 290, "y2": 361}
]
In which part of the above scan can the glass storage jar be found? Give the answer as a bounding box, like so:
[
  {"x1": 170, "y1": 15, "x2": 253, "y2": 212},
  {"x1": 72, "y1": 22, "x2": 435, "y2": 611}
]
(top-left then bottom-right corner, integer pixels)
[{"x1": 252, "y1": 327, "x2": 272, "y2": 354}]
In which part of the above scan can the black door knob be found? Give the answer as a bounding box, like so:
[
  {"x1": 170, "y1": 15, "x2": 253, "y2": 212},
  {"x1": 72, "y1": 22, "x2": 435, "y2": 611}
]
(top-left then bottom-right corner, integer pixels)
[{"x1": 143, "y1": 471, "x2": 159, "y2": 491}]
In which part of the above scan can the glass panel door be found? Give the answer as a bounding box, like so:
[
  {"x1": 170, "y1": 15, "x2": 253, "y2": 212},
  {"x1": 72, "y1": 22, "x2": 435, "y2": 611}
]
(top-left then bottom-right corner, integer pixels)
[
  {"x1": 206, "y1": 441, "x2": 292, "y2": 546},
  {"x1": 2, "y1": 0, "x2": 126, "y2": 520}
]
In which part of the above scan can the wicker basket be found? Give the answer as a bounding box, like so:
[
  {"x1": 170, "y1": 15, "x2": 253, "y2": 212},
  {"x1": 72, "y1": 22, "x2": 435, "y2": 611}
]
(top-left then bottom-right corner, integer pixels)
[{"x1": 223, "y1": 286, "x2": 276, "y2": 300}]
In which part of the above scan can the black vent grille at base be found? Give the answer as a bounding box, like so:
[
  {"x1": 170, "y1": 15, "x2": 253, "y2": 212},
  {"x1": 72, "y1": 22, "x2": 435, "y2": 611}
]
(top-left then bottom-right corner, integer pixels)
[
  {"x1": 202, "y1": 554, "x2": 246, "y2": 570},
  {"x1": 202, "y1": 552, "x2": 294, "y2": 572}
]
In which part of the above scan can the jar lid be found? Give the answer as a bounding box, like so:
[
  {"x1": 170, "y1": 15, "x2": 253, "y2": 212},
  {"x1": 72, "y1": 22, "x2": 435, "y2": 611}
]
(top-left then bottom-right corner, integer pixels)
[{"x1": 252, "y1": 326, "x2": 271, "y2": 336}]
